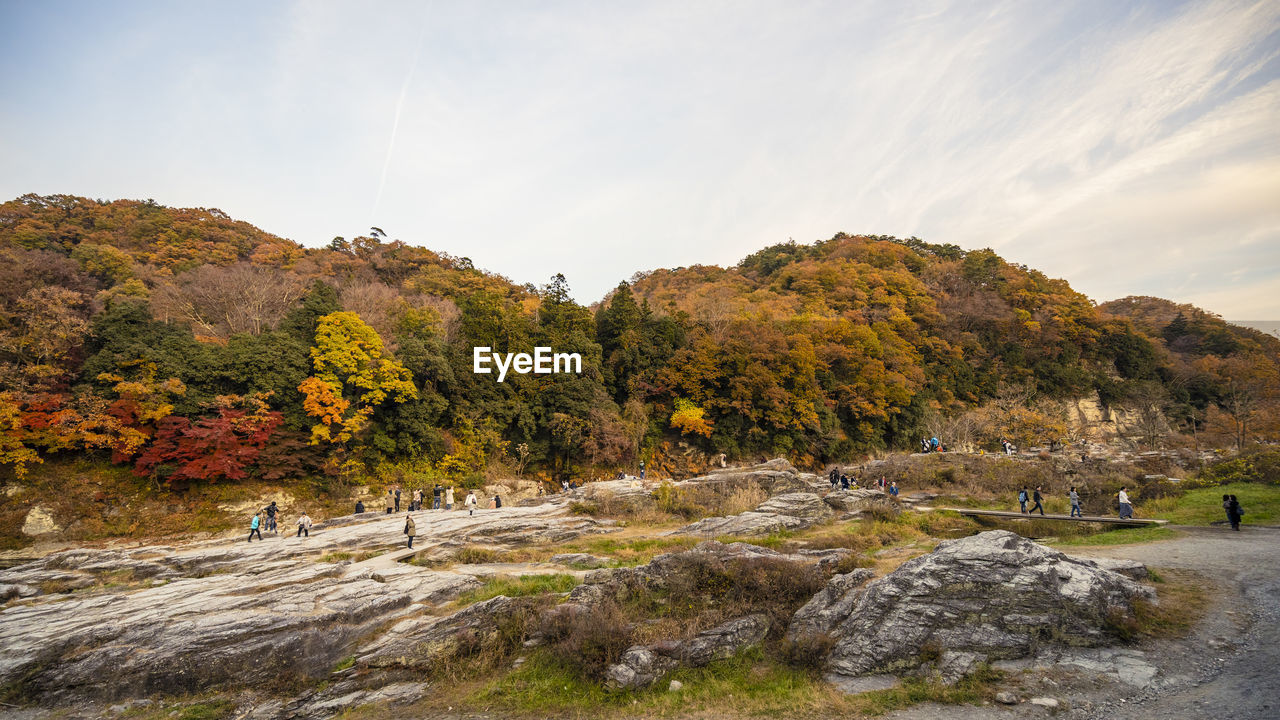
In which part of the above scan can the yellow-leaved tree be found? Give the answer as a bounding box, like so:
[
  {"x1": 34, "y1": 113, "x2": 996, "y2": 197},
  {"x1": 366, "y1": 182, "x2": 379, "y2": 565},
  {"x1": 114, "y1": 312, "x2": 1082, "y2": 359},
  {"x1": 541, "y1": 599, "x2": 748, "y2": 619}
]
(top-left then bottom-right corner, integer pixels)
[{"x1": 298, "y1": 311, "x2": 416, "y2": 444}]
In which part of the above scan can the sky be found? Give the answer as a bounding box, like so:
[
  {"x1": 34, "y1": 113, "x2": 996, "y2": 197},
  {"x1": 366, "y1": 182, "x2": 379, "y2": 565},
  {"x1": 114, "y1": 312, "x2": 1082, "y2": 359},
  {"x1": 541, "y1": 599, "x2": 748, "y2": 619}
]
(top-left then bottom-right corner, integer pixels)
[{"x1": 2, "y1": 0, "x2": 1278, "y2": 318}]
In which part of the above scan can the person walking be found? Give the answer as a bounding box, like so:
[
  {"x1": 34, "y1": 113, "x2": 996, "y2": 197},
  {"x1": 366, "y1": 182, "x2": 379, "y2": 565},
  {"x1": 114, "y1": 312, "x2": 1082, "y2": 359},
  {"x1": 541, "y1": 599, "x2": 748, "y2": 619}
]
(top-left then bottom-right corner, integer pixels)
[
  {"x1": 404, "y1": 513, "x2": 416, "y2": 549},
  {"x1": 247, "y1": 513, "x2": 262, "y2": 542},
  {"x1": 465, "y1": 490, "x2": 478, "y2": 516},
  {"x1": 394, "y1": 488, "x2": 401, "y2": 513},
  {"x1": 1030, "y1": 486, "x2": 1045, "y2": 516},
  {"x1": 1069, "y1": 487, "x2": 1082, "y2": 518},
  {"x1": 1223, "y1": 494, "x2": 1243, "y2": 531},
  {"x1": 296, "y1": 511, "x2": 312, "y2": 537},
  {"x1": 1018, "y1": 487, "x2": 1029, "y2": 514},
  {"x1": 1117, "y1": 487, "x2": 1133, "y2": 519},
  {"x1": 265, "y1": 501, "x2": 279, "y2": 533},
  {"x1": 445, "y1": 486, "x2": 454, "y2": 510},
  {"x1": 432, "y1": 483, "x2": 442, "y2": 510}
]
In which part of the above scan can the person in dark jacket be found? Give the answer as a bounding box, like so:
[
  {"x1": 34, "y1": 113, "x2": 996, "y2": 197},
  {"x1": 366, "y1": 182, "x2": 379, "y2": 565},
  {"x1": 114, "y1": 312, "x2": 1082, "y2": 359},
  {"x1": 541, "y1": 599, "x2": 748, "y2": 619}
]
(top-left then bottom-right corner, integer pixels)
[
  {"x1": 432, "y1": 483, "x2": 443, "y2": 510},
  {"x1": 394, "y1": 487, "x2": 401, "y2": 512},
  {"x1": 265, "y1": 501, "x2": 279, "y2": 533},
  {"x1": 1030, "y1": 486, "x2": 1045, "y2": 516},
  {"x1": 355, "y1": 500, "x2": 365, "y2": 514},
  {"x1": 1223, "y1": 494, "x2": 1242, "y2": 531},
  {"x1": 1018, "y1": 487, "x2": 1029, "y2": 514}
]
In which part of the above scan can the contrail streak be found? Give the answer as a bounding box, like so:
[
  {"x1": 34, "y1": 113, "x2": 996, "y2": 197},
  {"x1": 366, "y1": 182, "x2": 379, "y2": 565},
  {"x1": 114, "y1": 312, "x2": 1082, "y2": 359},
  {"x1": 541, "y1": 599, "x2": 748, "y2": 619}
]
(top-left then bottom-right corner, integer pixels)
[{"x1": 370, "y1": 25, "x2": 427, "y2": 227}]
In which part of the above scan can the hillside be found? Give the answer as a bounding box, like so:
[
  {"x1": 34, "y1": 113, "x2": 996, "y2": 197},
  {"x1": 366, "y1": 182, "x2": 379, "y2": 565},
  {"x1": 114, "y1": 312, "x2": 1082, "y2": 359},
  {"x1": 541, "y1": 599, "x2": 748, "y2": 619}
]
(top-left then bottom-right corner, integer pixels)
[{"x1": 1, "y1": 194, "x2": 1277, "y2": 494}]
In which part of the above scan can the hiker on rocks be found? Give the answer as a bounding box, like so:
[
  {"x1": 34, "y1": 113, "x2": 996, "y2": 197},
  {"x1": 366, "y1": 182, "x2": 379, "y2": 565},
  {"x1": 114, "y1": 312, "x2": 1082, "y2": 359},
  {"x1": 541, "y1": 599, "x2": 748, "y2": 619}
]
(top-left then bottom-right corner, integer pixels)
[
  {"x1": 445, "y1": 486, "x2": 455, "y2": 510},
  {"x1": 386, "y1": 490, "x2": 394, "y2": 515},
  {"x1": 1069, "y1": 487, "x2": 1082, "y2": 518},
  {"x1": 1223, "y1": 494, "x2": 1243, "y2": 531},
  {"x1": 393, "y1": 488, "x2": 401, "y2": 513},
  {"x1": 1018, "y1": 487, "x2": 1029, "y2": 514},
  {"x1": 297, "y1": 511, "x2": 312, "y2": 537},
  {"x1": 639, "y1": 460, "x2": 645, "y2": 480},
  {"x1": 1030, "y1": 486, "x2": 1045, "y2": 516},
  {"x1": 1117, "y1": 487, "x2": 1133, "y2": 519},
  {"x1": 465, "y1": 490, "x2": 478, "y2": 516},
  {"x1": 930, "y1": 437, "x2": 940, "y2": 452},
  {"x1": 404, "y1": 513, "x2": 416, "y2": 549},
  {"x1": 265, "y1": 502, "x2": 279, "y2": 533},
  {"x1": 840, "y1": 474, "x2": 850, "y2": 490},
  {"x1": 355, "y1": 500, "x2": 365, "y2": 514},
  {"x1": 889, "y1": 481, "x2": 899, "y2": 498},
  {"x1": 921, "y1": 437, "x2": 930, "y2": 453},
  {"x1": 432, "y1": 483, "x2": 442, "y2": 510},
  {"x1": 493, "y1": 494, "x2": 502, "y2": 509},
  {"x1": 412, "y1": 488, "x2": 422, "y2": 512},
  {"x1": 829, "y1": 468, "x2": 839, "y2": 489},
  {"x1": 247, "y1": 513, "x2": 262, "y2": 542}
]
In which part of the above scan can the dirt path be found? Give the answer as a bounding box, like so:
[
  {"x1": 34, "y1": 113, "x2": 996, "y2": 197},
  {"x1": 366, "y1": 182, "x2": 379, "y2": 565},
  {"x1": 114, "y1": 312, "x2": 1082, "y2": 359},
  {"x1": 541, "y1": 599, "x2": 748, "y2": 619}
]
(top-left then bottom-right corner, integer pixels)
[{"x1": 886, "y1": 524, "x2": 1280, "y2": 720}]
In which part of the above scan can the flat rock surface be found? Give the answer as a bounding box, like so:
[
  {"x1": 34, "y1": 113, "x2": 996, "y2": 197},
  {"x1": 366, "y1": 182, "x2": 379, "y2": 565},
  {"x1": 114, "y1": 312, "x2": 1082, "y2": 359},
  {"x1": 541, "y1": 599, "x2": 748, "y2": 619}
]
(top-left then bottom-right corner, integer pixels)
[{"x1": 0, "y1": 503, "x2": 610, "y2": 704}]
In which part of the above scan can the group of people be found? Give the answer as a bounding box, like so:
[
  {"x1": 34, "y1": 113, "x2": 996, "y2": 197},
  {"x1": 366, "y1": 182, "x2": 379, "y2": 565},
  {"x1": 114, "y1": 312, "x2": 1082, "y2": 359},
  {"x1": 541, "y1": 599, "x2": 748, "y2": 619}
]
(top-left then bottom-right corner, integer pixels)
[
  {"x1": 247, "y1": 501, "x2": 312, "y2": 542},
  {"x1": 1017, "y1": 485, "x2": 1118, "y2": 518},
  {"x1": 826, "y1": 468, "x2": 897, "y2": 496},
  {"x1": 920, "y1": 436, "x2": 944, "y2": 453}
]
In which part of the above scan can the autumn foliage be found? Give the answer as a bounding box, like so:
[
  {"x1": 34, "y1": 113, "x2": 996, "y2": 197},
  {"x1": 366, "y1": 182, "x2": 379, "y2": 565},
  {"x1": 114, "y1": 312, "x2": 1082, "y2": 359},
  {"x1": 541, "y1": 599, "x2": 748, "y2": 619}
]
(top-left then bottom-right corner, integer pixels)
[{"x1": 0, "y1": 194, "x2": 1277, "y2": 487}]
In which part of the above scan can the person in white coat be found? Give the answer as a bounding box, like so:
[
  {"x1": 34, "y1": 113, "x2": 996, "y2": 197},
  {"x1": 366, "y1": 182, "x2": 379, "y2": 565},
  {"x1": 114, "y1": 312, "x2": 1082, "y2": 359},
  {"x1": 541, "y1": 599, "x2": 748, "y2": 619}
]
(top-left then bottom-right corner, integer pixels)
[{"x1": 465, "y1": 490, "x2": 478, "y2": 516}]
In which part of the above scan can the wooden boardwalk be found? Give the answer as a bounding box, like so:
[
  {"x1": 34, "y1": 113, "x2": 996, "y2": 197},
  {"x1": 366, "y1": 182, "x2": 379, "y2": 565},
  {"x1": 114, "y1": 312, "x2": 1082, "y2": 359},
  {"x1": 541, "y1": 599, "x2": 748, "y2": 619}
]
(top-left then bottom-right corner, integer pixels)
[{"x1": 921, "y1": 507, "x2": 1168, "y2": 527}]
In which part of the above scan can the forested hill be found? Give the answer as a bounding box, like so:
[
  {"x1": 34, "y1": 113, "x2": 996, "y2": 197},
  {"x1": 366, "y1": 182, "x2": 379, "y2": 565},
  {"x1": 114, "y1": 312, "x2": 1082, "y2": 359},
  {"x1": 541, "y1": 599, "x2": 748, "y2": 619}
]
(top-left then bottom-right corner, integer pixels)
[{"x1": 1, "y1": 193, "x2": 1276, "y2": 487}]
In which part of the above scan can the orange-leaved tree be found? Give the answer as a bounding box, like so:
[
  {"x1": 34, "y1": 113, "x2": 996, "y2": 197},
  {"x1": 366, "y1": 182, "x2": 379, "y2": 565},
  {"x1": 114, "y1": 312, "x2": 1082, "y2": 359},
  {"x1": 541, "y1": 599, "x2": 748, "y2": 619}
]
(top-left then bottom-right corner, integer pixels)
[{"x1": 298, "y1": 311, "x2": 416, "y2": 444}]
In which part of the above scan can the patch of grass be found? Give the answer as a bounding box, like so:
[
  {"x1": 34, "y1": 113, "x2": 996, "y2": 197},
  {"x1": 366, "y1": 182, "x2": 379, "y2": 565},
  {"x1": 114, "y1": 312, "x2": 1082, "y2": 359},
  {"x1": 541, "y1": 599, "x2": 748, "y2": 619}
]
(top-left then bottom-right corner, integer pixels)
[
  {"x1": 354, "y1": 549, "x2": 386, "y2": 562},
  {"x1": 318, "y1": 551, "x2": 353, "y2": 563},
  {"x1": 175, "y1": 700, "x2": 236, "y2": 720},
  {"x1": 1133, "y1": 568, "x2": 1211, "y2": 639},
  {"x1": 455, "y1": 573, "x2": 581, "y2": 606},
  {"x1": 1144, "y1": 483, "x2": 1280, "y2": 526},
  {"x1": 332, "y1": 655, "x2": 356, "y2": 672},
  {"x1": 472, "y1": 648, "x2": 998, "y2": 717},
  {"x1": 1053, "y1": 525, "x2": 1179, "y2": 547}
]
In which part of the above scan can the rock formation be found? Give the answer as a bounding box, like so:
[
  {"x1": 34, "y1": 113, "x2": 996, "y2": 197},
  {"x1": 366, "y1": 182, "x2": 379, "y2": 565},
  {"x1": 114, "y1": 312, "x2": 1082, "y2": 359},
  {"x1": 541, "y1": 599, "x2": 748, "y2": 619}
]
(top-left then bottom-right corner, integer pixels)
[{"x1": 788, "y1": 530, "x2": 1155, "y2": 684}]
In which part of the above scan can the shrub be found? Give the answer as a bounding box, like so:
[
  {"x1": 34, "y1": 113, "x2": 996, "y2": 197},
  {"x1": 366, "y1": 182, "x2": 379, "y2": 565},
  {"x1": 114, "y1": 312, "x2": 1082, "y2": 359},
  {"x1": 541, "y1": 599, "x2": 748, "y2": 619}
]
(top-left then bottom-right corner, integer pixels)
[
  {"x1": 1199, "y1": 449, "x2": 1280, "y2": 486},
  {"x1": 540, "y1": 600, "x2": 634, "y2": 678}
]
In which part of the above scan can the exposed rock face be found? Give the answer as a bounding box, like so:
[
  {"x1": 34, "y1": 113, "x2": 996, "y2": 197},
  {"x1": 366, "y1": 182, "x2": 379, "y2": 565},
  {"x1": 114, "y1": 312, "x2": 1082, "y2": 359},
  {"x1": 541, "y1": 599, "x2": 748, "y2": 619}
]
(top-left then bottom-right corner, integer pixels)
[
  {"x1": 755, "y1": 492, "x2": 833, "y2": 521},
  {"x1": 20, "y1": 506, "x2": 60, "y2": 536},
  {"x1": 785, "y1": 569, "x2": 874, "y2": 642},
  {"x1": 671, "y1": 491, "x2": 832, "y2": 537},
  {"x1": 359, "y1": 595, "x2": 531, "y2": 669},
  {"x1": 604, "y1": 614, "x2": 770, "y2": 689},
  {"x1": 671, "y1": 511, "x2": 811, "y2": 537},
  {"x1": 0, "y1": 504, "x2": 610, "y2": 704},
  {"x1": 551, "y1": 553, "x2": 613, "y2": 569},
  {"x1": 683, "y1": 458, "x2": 816, "y2": 495},
  {"x1": 575, "y1": 480, "x2": 655, "y2": 512},
  {"x1": 790, "y1": 530, "x2": 1155, "y2": 684},
  {"x1": 821, "y1": 488, "x2": 898, "y2": 515}
]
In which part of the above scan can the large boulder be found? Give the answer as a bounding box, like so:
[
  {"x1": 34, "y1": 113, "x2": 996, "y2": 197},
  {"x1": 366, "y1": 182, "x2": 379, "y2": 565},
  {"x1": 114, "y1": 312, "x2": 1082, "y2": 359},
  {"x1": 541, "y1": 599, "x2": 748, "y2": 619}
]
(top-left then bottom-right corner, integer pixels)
[{"x1": 789, "y1": 530, "x2": 1155, "y2": 684}]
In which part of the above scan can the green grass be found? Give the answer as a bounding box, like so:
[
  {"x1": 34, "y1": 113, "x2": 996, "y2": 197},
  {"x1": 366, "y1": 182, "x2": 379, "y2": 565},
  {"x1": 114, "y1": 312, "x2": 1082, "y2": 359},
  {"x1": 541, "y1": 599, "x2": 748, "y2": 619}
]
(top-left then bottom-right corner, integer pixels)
[
  {"x1": 454, "y1": 574, "x2": 581, "y2": 606},
  {"x1": 332, "y1": 655, "x2": 356, "y2": 672},
  {"x1": 1053, "y1": 525, "x2": 1179, "y2": 547},
  {"x1": 174, "y1": 701, "x2": 236, "y2": 720},
  {"x1": 1143, "y1": 483, "x2": 1280, "y2": 526},
  {"x1": 318, "y1": 551, "x2": 353, "y2": 563},
  {"x1": 471, "y1": 648, "x2": 997, "y2": 717}
]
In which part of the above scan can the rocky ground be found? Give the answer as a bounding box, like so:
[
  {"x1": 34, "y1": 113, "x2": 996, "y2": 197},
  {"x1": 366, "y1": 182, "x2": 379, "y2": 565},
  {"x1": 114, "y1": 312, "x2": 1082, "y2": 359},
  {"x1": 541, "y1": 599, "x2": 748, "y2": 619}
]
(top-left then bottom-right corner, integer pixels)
[{"x1": 1, "y1": 459, "x2": 1275, "y2": 719}]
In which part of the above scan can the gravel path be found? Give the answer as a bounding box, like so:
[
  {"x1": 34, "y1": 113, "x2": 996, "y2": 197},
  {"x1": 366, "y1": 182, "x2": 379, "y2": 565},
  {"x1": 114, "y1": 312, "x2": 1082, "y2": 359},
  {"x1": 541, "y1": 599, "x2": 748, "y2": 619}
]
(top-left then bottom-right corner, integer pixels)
[{"x1": 886, "y1": 524, "x2": 1280, "y2": 720}]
